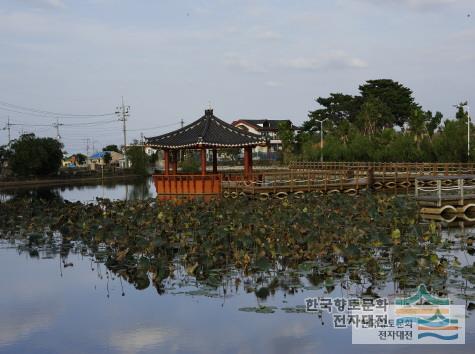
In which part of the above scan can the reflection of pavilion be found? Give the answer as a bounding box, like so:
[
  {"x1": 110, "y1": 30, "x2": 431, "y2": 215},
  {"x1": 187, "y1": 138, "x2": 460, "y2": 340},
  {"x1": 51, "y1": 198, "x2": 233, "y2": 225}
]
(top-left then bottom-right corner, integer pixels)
[{"x1": 145, "y1": 109, "x2": 266, "y2": 196}]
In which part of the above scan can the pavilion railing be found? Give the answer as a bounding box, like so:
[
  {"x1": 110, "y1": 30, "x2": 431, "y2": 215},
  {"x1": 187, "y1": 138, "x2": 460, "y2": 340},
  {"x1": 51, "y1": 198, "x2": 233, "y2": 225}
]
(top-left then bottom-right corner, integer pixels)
[{"x1": 153, "y1": 174, "x2": 222, "y2": 195}]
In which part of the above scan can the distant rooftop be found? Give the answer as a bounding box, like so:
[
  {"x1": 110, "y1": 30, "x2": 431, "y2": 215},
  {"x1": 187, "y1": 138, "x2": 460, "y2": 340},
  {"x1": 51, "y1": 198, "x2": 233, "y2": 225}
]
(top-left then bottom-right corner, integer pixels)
[
  {"x1": 232, "y1": 119, "x2": 299, "y2": 131},
  {"x1": 89, "y1": 151, "x2": 106, "y2": 159}
]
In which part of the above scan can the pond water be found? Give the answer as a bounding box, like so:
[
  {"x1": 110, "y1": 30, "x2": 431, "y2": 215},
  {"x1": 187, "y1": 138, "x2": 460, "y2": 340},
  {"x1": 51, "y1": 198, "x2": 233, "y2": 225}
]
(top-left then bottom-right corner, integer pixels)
[
  {"x1": 0, "y1": 188, "x2": 474, "y2": 354},
  {"x1": 0, "y1": 177, "x2": 156, "y2": 203}
]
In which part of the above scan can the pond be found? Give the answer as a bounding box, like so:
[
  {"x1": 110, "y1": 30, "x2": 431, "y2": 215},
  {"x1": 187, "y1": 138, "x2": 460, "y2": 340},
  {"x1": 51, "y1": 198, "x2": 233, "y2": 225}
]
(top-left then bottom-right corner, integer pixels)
[
  {"x1": 0, "y1": 177, "x2": 156, "y2": 203},
  {"x1": 0, "y1": 191, "x2": 474, "y2": 354}
]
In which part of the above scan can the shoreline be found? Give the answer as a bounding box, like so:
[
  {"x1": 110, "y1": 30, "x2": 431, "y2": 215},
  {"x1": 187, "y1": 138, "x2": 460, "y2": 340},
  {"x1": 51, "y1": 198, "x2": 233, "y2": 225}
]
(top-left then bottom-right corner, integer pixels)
[{"x1": 0, "y1": 174, "x2": 148, "y2": 190}]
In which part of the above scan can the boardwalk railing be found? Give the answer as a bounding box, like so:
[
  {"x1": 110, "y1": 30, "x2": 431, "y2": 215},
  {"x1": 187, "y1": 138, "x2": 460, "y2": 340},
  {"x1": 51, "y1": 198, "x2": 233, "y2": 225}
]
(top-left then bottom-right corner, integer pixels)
[
  {"x1": 222, "y1": 162, "x2": 475, "y2": 197},
  {"x1": 289, "y1": 161, "x2": 475, "y2": 176},
  {"x1": 222, "y1": 169, "x2": 367, "y2": 196},
  {"x1": 415, "y1": 175, "x2": 475, "y2": 207}
]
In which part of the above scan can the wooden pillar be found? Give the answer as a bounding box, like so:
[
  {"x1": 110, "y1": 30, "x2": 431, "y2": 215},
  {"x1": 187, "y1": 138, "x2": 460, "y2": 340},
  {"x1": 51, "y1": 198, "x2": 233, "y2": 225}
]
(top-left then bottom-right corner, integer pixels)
[
  {"x1": 212, "y1": 149, "x2": 218, "y2": 174},
  {"x1": 244, "y1": 146, "x2": 253, "y2": 177},
  {"x1": 243, "y1": 147, "x2": 249, "y2": 176},
  {"x1": 164, "y1": 149, "x2": 169, "y2": 175},
  {"x1": 249, "y1": 147, "x2": 253, "y2": 174},
  {"x1": 200, "y1": 148, "x2": 207, "y2": 176},
  {"x1": 171, "y1": 150, "x2": 178, "y2": 175}
]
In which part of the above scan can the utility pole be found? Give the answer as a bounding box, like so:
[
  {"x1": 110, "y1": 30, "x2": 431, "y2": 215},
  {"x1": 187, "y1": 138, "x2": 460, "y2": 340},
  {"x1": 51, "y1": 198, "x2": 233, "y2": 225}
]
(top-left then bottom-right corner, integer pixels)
[
  {"x1": 116, "y1": 97, "x2": 130, "y2": 168},
  {"x1": 82, "y1": 138, "x2": 91, "y2": 156},
  {"x1": 53, "y1": 118, "x2": 64, "y2": 141},
  {"x1": 141, "y1": 132, "x2": 146, "y2": 171},
  {"x1": 180, "y1": 118, "x2": 184, "y2": 128},
  {"x1": 2, "y1": 116, "x2": 13, "y2": 145}
]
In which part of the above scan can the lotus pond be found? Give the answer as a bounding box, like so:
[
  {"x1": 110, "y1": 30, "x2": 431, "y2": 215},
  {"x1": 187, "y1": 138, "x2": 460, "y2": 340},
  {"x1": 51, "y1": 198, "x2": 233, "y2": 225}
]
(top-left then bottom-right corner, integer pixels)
[{"x1": 0, "y1": 189, "x2": 474, "y2": 354}]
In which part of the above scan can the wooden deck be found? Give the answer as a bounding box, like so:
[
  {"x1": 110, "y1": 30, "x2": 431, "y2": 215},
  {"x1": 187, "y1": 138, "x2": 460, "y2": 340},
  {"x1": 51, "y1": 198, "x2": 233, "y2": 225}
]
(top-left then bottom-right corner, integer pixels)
[
  {"x1": 221, "y1": 162, "x2": 475, "y2": 197},
  {"x1": 152, "y1": 162, "x2": 475, "y2": 199}
]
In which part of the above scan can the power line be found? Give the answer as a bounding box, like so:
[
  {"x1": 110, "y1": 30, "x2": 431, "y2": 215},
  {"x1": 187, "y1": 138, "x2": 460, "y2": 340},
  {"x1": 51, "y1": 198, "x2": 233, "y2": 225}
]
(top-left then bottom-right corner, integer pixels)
[
  {"x1": 0, "y1": 99, "x2": 116, "y2": 119},
  {"x1": 128, "y1": 122, "x2": 181, "y2": 132},
  {"x1": 0, "y1": 119, "x2": 118, "y2": 128}
]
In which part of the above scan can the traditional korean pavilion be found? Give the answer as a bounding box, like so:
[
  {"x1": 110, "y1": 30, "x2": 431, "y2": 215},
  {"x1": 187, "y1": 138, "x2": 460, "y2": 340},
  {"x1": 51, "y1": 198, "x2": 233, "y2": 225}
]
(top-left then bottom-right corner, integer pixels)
[{"x1": 145, "y1": 109, "x2": 267, "y2": 196}]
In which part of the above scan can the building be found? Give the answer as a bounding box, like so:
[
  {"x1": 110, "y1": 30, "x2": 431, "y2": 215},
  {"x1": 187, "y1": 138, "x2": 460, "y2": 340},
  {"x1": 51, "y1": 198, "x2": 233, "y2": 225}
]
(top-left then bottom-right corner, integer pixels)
[
  {"x1": 87, "y1": 151, "x2": 124, "y2": 169},
  {"x1": 231, "y1": 119, "x2": 299, "y2": 159}
]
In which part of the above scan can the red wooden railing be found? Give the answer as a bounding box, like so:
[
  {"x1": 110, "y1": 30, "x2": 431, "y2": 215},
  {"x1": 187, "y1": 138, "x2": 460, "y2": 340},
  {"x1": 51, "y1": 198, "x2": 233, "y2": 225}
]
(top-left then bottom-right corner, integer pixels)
[{"x1": 153, "y1": 174, "x2": 222, "y2": 195}]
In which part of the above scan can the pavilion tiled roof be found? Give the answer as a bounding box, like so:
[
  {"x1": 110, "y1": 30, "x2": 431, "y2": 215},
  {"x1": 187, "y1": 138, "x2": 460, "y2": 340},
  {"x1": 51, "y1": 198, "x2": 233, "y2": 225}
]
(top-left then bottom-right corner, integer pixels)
[{"x1": 145, "y1": 109, "x2": 267, "y2": 149}]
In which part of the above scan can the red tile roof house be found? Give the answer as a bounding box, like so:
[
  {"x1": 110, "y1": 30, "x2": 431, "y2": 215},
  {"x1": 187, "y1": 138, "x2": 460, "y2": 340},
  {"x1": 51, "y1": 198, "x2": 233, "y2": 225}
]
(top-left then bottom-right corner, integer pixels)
[{"x1": 231, "y1": 119, "x2": 299, "y2": 160}]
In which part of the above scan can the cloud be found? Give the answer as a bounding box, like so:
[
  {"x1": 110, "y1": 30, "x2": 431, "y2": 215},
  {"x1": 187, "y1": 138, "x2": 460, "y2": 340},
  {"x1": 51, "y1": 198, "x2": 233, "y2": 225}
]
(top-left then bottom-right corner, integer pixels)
[
  {"x1": 224, "y1": 53, "x2": 266, "y2": 73},
  {"x1": 254, "y1": 29, "x2": 281, "y2": 41},
  {"x1": 283, "y1": 52, "x2": 368, "y2": 71},
  {"x1": 110, "y1": 327, "x2": 174, "y2": 354},
  {"x1": 0, "y1": 298, "x2": 58, "y2": 347},
  {"x1": 0, "y1": 10, "x2": 53, "y2": 34},
  {"x1": 265, "y1": 80, "x2": 282, "y2": 87},
  {"x1": 19, "y1": 0, "x2": 66, "y2": 9},
  {"x1": 0, "y1": 9, "x2": 221, "y2": 49},
  {"x1": 357, "y1": 0, "x2": 462, "y2": 10}
]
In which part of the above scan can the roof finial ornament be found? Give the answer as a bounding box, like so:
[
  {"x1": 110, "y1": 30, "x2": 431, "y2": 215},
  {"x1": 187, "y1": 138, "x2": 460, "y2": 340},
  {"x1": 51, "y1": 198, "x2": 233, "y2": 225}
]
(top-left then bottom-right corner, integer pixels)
[{"x1": 205, "y1": 101, "x2": 213, "y2": 117}]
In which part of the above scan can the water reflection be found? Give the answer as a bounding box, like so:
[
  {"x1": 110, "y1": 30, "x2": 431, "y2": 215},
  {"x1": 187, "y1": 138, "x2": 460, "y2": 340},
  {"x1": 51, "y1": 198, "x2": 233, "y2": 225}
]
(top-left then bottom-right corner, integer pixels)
[
  {"x1": 0, "y1": 177, "x2": 154, "y2": 203},
  {"x1": 1, "y1": 194, "x2": 475, "y2": 353}
]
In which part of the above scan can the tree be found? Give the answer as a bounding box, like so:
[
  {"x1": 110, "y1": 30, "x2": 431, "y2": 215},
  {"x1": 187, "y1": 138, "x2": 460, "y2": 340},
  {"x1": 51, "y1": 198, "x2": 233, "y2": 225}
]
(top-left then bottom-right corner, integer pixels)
[
  {"x1": 306, "y1": 93, "x2": 361, "y2": 132},
  {"x1": 359, "y1": 79, "x2": 415, "y2": 128},
  {"x1": 148, "y1": 151, "x2": 159, "y2": 165},
  {"x1": 220, "y1": 148, "x2": 241, "y2": 161},
  {"x1": 75, "y1": 153, "x2": 87, "y2": 165},
  {"x1": 356, "y1": 96, "x2": 393, "y2": 137},
  {"x1": 0, "y1": 145, "x2": 12, "y2": 175},
  {"x1": 408, "y1": 108, "x2": 443, "y2": 148},
  {"x1": 9, "y1": 134, "x2": 63, "y2": 176},
  {"x1": 103, "y1": 152, "x2": 112, "y2": 165},
  {"x1": 455, "y1": 102, "x2": 469, "y2": 121},
  {"x1": 433, "y1": 119, "x2": 469, "y2": 162},
  {"x1": 126, "y1": 144, "x2": 148, "y2": 175},
  {"x1": 408, "y1": 107, "x2": 428, "y2": 150},
  {"x1": 277, "y1": 121, "x2": 296, "y2": 163},
  {"x1": 425, "y1": 111, "x2": 443, "y2": 138},
  {"x1": 103, "y1": 144, "x2": 120, "y2": 153},
  {"x1": 180, "y1": 152, "x2": 200, "y2": 173}
]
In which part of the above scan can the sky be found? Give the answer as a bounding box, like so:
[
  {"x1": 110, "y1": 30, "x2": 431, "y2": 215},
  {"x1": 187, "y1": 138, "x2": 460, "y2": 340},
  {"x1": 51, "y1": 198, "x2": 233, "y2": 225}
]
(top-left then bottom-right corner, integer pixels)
[{"x1": 0, "y1": 0, "x2": 474, "y2": 154}]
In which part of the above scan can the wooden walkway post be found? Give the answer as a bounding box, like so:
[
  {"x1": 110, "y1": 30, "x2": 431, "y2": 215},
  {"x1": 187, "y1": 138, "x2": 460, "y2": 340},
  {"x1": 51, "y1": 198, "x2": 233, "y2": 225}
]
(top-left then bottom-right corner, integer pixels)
[
  {"x1": 437, "y1": 179, "x2": 442, "y2": 207},
  {"x1": 367, "y1": 167, "x2": 374, "y2": 190},
  {"x1": 459, "y1": 178, "x2": 464, "y2": 206}
]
